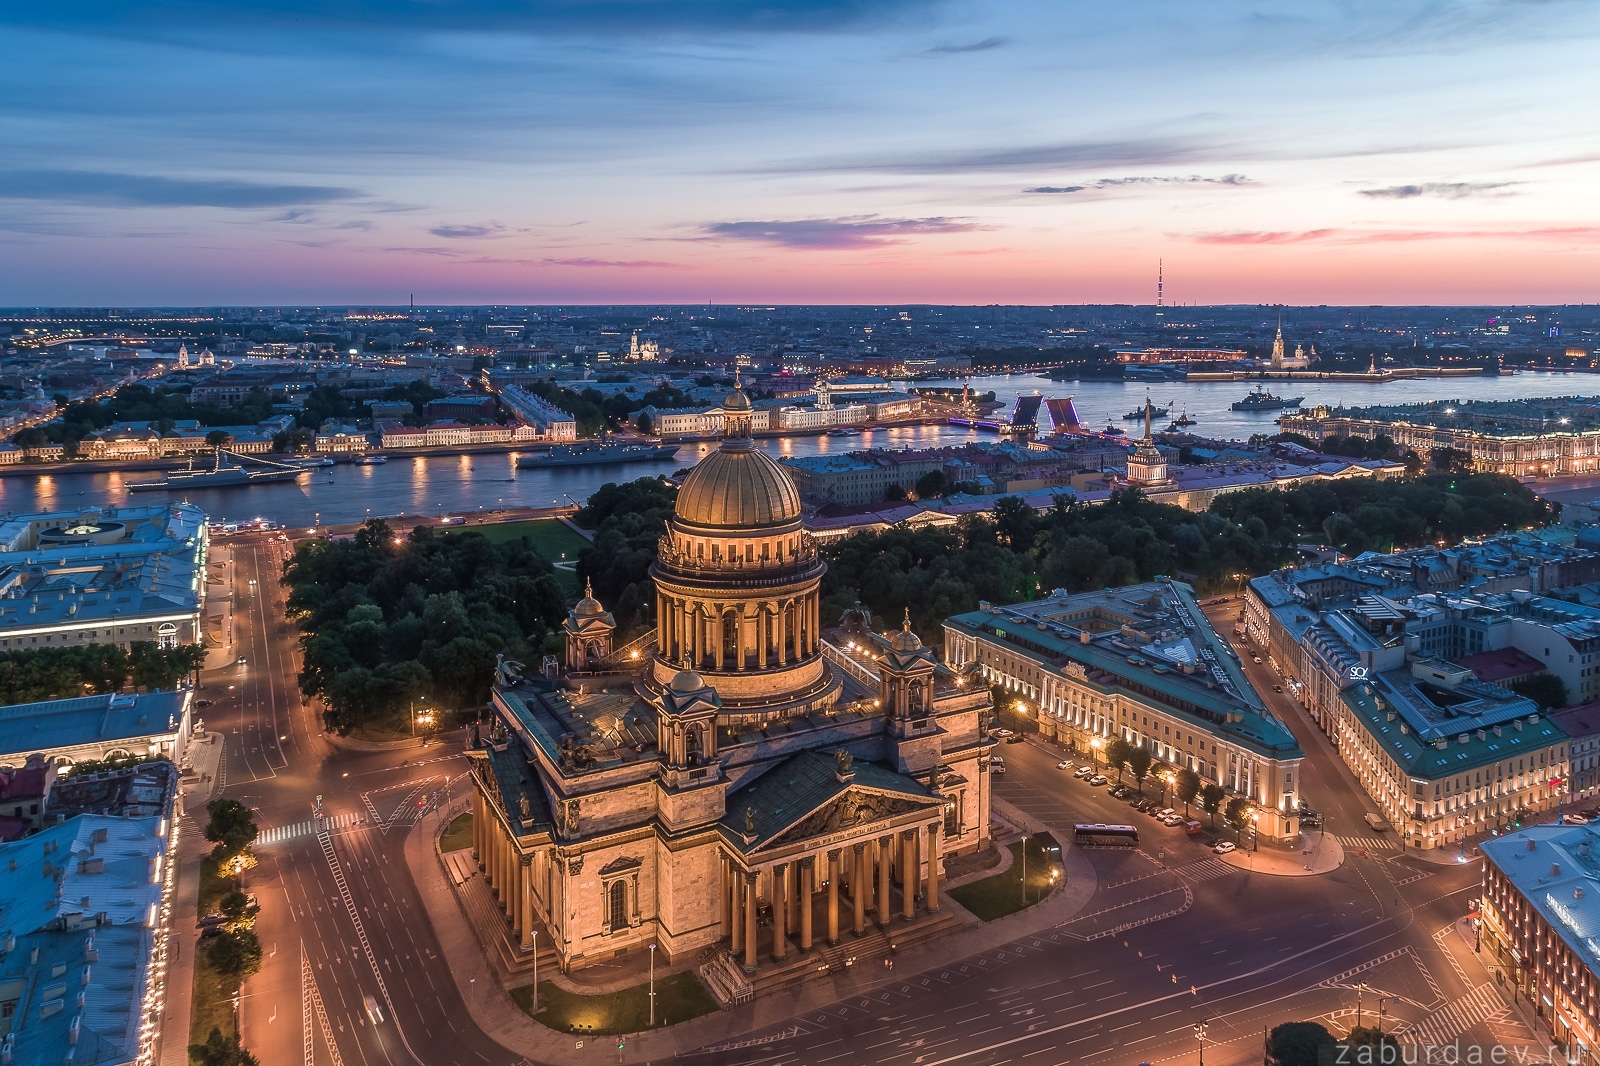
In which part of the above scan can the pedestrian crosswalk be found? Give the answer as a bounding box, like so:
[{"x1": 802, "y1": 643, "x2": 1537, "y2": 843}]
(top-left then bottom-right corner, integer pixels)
[
  {"x1": 1399, "y1": 983, "x2": 1505, "y2": 1047},
  {"x1": 1174, "y1": 857, "x2": 1239, "y2": 882},
  {"x1": 1335, "y1": 834, "x2": 1396, "y2": 851},
  {"x1": 256, "y1": 812, "x2": 360, "y2": 846}
]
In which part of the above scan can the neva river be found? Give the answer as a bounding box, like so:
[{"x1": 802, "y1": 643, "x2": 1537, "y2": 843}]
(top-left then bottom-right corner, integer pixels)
[{"x1": 6, "y1": 370, "x2": 1596, "y2": 529}]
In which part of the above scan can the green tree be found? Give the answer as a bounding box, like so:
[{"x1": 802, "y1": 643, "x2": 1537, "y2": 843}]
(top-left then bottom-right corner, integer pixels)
[
  {"x1": 1200, "y1": 784, "x2": 1226, "y2": 827},
  {"x1": 205, "y1": 429, "x2": 232, "y2": 448},
  {"x1": 217, "y1": 887, "x2": 259, "y2": 931},
  {"x1": 1175, "y1": 768, "x2": 1201, "y2": 815},
  {"x1": 1225, "y1": 797, "x2": 1254, "y2": 841},
  {"x1": 1431, "y1": 447, "x2": 1474, "y2": 474},
  {"x1": 189, "y1": 1027, "x2": 260, "y2": 1066},
  {"x1": 204, "y1": 799, "x2": 258, "y2": 862},
  {"x1": 1104, "y1": 738, "x2": 1131, "y2": 784},
  {"x1": 1341, "y1": 1027, "x2": 1400, "y2": 1054},
  {"x1": 1125, "y1": 746, "x2": 1153, "y2": 793},
  {"x1": 1267, "y1": 1021, "x2": 1336, "y2": 1066},
  {"x1": 205, "y1": 928, "x2": 263, "y2": 980},
  {"x1": 1510, "y1": 673, "x2": 1569, "y2": 710},
  {"x1": 914, "y1": 470, "x2": 948, "y2": 499},
  {"x1": 636, "y1": 412, "x2": 653, "y2": 435}
]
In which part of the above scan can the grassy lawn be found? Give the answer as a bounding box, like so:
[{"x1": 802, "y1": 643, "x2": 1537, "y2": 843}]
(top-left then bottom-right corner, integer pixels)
[
  {"x1": 511, "y1": 971, "x2": 719, "y2": 1034},
  {"x1": 440, "y1": 812, "x2": 473, "y2": 853},
  {"x1": 190, "y1": 856, "x2": 243, "y2": 1045},
  {"x1": 454, "y1": 519, "x2": 590, "y2": 591},
  {"x1": 948, "y1": 838, "x2": 1060, "y2": 922}
]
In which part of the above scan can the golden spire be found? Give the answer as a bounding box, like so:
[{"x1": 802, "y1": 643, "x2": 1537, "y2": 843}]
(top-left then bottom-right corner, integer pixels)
[{"x1": 903, "y1": 606, "x2": 912, "y2": 631}]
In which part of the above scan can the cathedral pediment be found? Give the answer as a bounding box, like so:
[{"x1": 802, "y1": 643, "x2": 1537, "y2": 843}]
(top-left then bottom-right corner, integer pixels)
[{"x1": 764, "y1": 787, "x2": 938, "y2": 849}]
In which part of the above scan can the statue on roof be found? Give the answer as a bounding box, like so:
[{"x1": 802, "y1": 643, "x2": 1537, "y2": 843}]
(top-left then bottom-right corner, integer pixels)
[
  {"x1": 835, "y1": 749, "x2": 854, "y2": 776},
  {"x1": 744, "y1": 806, "x2": 756, "y2": 835},
  {"x1": 519, "y1": 793, "x2": 532, "y2": 821}
]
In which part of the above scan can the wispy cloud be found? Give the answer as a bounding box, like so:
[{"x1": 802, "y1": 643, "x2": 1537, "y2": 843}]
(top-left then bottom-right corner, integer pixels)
[
  {"x1": 427, "y1": 222, "x2": 507, "y2": 239},
  {"x1": 923, "y1": 36, "x2": 1007, "y2": 55},
  {"x1": 699, "y1": 215, "x2": 984, "y2": 248},
  {"x1": 1027, "y1": 174, "x2": 1254, "y2": 194},
  {"x1": 0, "y1": 169, "x2": 359, "y2": 208},
  {"x1": 1358, "y1": 181, "x2": 1519, "y2": 200},
  {"x1": 773, "y1": 138, "x2": 1210, "y2": 175},
  {"x1": 1192, "y1": 229, "x2": 1340, "y2": 245},
  {"x1": 539, "y1": 257, "x2": 682, "y2": 269}
]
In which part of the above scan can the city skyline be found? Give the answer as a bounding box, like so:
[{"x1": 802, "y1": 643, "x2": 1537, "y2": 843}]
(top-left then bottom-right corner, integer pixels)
[{"x1": 4, "y1": 1, "x2": 1599, "y2": 305}]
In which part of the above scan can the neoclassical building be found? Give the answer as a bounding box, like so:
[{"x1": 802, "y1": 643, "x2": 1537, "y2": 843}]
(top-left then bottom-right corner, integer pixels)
[{"x1": 467, "y1": 385, "x2": 992, "y2": 996}]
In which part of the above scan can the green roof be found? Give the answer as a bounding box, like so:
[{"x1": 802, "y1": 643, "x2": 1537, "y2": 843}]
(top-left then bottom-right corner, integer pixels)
[
  {"x1": 720, "y1": 749, "x2": 935, "y2": 853},
  {"x1": 1340, "y1": 683, "x2": 1568, "y2": 780}
]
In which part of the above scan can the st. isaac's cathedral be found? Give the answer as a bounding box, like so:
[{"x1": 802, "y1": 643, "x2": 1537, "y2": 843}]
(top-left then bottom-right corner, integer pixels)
[{"x1": 466, "y1": 385, "x2": 993, "y2": 996}]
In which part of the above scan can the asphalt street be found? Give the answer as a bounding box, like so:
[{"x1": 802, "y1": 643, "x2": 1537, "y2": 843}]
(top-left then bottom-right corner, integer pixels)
[{"x1": 192, "y1": 560, "x2": 1542, "y2": 1066}]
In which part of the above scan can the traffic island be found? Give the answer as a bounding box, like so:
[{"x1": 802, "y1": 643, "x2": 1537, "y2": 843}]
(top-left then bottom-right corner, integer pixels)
[
  {"x1": 510, "y1": 972, "x2": 720, "y2": 1034},
  {"x1": 1216, "y1": 830, "x2": 1344, "y2": 876},
  {"x1": 947, "y1": 837, "x2": 1061, "y2": 921}
]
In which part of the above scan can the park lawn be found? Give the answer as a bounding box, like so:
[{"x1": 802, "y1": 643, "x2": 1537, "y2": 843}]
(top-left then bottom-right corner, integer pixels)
[
  {"x1": 190, "y1": 857, "x2": 244, "y2": 1046},
  {"x1": 511, "y1": 971, "x2": 719, "y2": 1034},
  {"x1": 440, "y1": 812, "x2": 473, "y2": 853},
  {"x1": 455, "y1": 519, "x2": 589, "y2": 591},
  {"x1": 947, "y1": 838, "x2": 1060, "y2": 923}
]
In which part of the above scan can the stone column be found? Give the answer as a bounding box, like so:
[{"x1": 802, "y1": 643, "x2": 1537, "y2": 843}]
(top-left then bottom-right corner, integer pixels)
[
  {"x1": 520, "y1": 856, "x2": 535, "y2": 948},
  {"x1": 799, "y1": 857, "x2": 814, "y2": 951},
  {"x1": 772, "y1": 862, "x2": 789, "y2": 961},
  {"x1": 714, "y1": 607, "x2": 725, "y2": 670},
  {"x1": 730, "y1": 864, "x2": 745, "y2": 953},
  {"x1": 876, "y1": 835, "x2": 892, "y2": 928},
  {"x1": 471, "y1": 787, "x2": 483, "y2": 864},
  {"x1": 826, "y1": 850, "x2": 841, "y2": 945},
  {"x1": 743, "y1": 872, "x2": 759, "y2": 972},
  {"x1": 902, "y1": 830, "x2": 917, "y2": 920},
  {"x1": 721, "y1": 855, "x2": 734, "y2": 938},
  {"x1": 776, "y1": 601, "x2": 788, "y2": 666},
  {"x1": 787, "y1": 863, "x2": 801, "y2": 936},
  {"x1": 851, "y1": 843, "x2": 866, "y2": 935},
  {"x1": 926, "y1": 825, "x2": 941, "y2": 913}
]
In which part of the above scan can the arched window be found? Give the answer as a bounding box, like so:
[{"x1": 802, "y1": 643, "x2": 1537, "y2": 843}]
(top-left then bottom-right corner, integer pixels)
[
  {"x1": 608, "y1": 880, "x2": 627, "y2": 931},
  {"x1": 157, "y1": 622, "x2": 179, "y2": 650}
]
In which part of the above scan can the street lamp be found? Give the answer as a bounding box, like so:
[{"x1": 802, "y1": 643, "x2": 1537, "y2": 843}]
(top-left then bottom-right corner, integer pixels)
[
  {"x1": 1090, "y1": 737, "x2": 1103, "y2": 771},
  {"x1": 1195, "y1": 1020, "x2": 1208, "y2": 1066},
  {"x1": 648, "y1": 942, "x2": 656, "y2": 1027},
  {"x1": 1020, "y1": 834, "x2": 1028, "y2": 904},
  {"x1": 1357, "y1": 981, "x2": 1365, "y2": 1030}
]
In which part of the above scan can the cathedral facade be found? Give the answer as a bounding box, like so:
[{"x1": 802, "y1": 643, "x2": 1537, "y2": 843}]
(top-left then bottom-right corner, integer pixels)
[{"x1": 467, "y1": 387, "x2": 992, "y2": 985}]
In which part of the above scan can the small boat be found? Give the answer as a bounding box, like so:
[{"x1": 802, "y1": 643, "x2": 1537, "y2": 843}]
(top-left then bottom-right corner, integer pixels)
[
  {"x1": 1102, "y1": 424, "x2": 1126, "y2": 437},
  {"x1": 1172, "y1": 407, "x2": 1196, "y2": 427},
  {"x1": 354, "y1": 454, "x2": 389, "y2": 465}
]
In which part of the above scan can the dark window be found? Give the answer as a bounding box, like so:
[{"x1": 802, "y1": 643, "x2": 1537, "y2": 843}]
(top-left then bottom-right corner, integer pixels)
[{"x1": 608, "y1": 880, "x2": 626, "y2": 930}]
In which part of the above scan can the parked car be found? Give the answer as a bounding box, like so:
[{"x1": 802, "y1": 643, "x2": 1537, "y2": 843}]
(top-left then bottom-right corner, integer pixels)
[
  {"x1": 195, "y1": 698, "x2": 213, "y2": 708},
  {"x1": 1005, "y1": 734, "x2": 1024, "y2": 744},
  {"x1": 1301, "y1": 817, "x2": 1322, "y2": 828},
  {"x1": 198, "y1": 925, "x2": 225, "y2": 940},
  {"x1": 1163, "y1": 815, "x2": 1185, "y2": 827},
  {"x1": 1157, "y1": 808, "x2": 1176, "y2": 819},
  {"x1": 1056, "y1": 760, "x2": 1073, "y2": 770},
  {"x1": 991, "y1": 728, "x2": 1016, "y2": 740},
  {"x1": 1088, "y1": 774, "x2": 1108, "y2": 786},
  {"x1": 1184, "y1": 820, "x2": 1204, "y2": 836},
  {"x1": 1213, "y1": 841, "x2": 1237, "y2": 855},
  {"x1": 990, "y1": 762, "x2": 1006, "y2": 774},
  {"x1": 1074, "y1": 766, "x2": 1095, "y2": 779},
  {"x1": 1108, "y1": 785, "x2": 1131, "y2": 799}
]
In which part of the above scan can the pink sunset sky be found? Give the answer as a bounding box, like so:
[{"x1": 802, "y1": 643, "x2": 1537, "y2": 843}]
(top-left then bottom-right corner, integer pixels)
[{"x1": 2, "y1": 1, "x2": 1598, "y2": 305}]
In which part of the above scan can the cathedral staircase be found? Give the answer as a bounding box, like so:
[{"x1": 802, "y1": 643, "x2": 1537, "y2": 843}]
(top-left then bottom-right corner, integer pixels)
[
  {"x1": 455, "y1": 866, "x2": 558, "y2": 981},
  {"x1": 698, "y1": 951, "x2": 754, "y2": 1008}
]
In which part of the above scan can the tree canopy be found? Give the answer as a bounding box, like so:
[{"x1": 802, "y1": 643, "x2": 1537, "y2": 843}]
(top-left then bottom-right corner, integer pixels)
[
  {"x1": 1268, "y1": 1021, "x2": 1336, "y2": 1066},
  {"x1": 283, "y1": 518, "x2": 568, "y2": 733},
  {"x1": 0, "y1": 641, "x2": 201, "y2": 703},
  {"x1": 574, "y1": 478, "x2": 678, "y2": 635}
]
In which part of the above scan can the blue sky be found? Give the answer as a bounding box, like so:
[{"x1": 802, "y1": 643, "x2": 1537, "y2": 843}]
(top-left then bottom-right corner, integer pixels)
[{"x1": 2, "y1": 0, "x2": 1597, "y2": 304}]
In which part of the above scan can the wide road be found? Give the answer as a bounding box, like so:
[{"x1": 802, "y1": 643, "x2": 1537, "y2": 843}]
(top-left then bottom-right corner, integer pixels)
[
  {"x1": 667, "y1": 734, "x2": 1509, "y2": 1066},
  {"x1": 196, "y1": 531, "x2": 505, "y2": 1066}
]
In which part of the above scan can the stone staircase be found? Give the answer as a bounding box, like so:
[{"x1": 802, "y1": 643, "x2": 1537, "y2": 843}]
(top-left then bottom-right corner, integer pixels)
[
  {"x1": 698, "y1": 951, "x2": 753, "y2": 1009},
  {"x1": 454, "y1": 866, "x2": 558, "y2": 981}
]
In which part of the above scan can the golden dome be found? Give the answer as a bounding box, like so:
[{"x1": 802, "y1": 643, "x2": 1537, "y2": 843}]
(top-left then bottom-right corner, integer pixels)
[
  {"x1": 675, "y1": 439, "x2": 801, "y2": 529},
  {"x1": 669, "y1": 668, "x2": 705, "y2": 693},
  {"x1": 574, "y1": 579, "x2": 605, "y2": 617},
  {"x1": 891, "y1": 607, "x2": 923, "y2": 652},
  {"x1": 723, "y1": 387, "x2": 752, "y2": 412}
]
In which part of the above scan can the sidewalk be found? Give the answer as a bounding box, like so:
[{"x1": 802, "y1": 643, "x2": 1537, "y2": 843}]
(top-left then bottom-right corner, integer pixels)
[
  {"x1": 404, "y1": 802, "x2": 1100, "y2": 1065},
  {"x1": 1218, "y1": 829, "x2": 1345, "y2": 876},
  {"x1": 159, "y1": 730, "x2": 228, "y2": 1066}
]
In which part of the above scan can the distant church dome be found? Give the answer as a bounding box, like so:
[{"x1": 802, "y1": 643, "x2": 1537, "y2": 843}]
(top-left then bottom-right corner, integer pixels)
[
  {"x1": 673, "y1": 386, "x2": 800, "y2": 530},
  {"x1": 891, "y1": 608, "x2": 923, "y2": 653}
]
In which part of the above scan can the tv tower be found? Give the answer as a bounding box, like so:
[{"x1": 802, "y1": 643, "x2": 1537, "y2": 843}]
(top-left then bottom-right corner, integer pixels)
[{"x1": 1155, "y1": 259, "x2": 1164, "y2": 325}]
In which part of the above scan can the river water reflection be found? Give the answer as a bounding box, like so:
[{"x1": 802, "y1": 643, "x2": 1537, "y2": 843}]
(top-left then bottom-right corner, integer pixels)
[{"x1": 5, "y1": 370, "x2": 1595, "y2": 528}]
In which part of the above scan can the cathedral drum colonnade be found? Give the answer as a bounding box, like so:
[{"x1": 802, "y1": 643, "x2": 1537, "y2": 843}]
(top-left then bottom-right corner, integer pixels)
[{"x1": 466, "y1": 382, "x2": 992, "y2": 988}]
